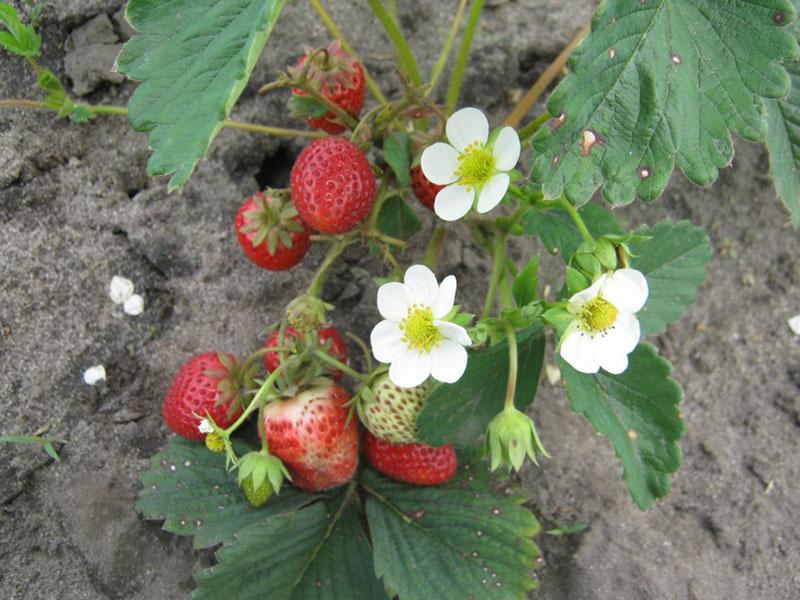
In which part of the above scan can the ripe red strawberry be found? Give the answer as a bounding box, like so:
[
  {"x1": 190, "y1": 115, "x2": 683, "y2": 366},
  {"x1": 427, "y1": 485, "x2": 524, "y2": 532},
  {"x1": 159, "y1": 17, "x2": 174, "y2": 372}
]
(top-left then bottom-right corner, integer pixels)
[
  {"x1": 264, "y1": 326, "x2": 348, "y2": 380},
  {"x1": 411, "y1": 165, "x2": 444, "y2": 211},
  {"x1": 235, "y1": 191, "x2": 311, "y2": 271},
  {"x1": 363, "y1": 431, "x2": 457, "y2": 486},
  {"x1": 289, "y1": 40, "x2": 365, "y2": 134},
  {"x1": 360, "y1": 373, "x2": 427, "y2": 443},
  {"x1": 162, "y1": 353, "x2": 250, "y2": 441},
  {"x1": 263, "y1": 382, "x2": 359, "y2": 491},
  {"x1": 291, "y1": 137, "x2": 376, "y2": 234}
]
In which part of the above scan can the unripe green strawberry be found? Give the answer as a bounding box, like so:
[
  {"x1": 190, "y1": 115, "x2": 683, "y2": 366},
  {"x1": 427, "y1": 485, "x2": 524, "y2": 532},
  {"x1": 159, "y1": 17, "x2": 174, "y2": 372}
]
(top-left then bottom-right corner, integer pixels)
[
  {"x1": 361, "y1": 373, "x2": 427, "y2": 443},
  {"x1": 240, "y1": 475, "x2": 273, "y2": 508}
]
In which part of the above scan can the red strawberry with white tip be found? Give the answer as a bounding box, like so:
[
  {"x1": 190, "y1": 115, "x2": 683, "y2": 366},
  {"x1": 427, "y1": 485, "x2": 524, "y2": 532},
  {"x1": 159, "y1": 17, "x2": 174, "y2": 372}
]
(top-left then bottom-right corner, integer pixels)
[
  {"x1": 235, "y1": 191, "x2": 311, "y2": 271},
  {"x1": 263, "y1": 382, "x2": 359, "y2": 491},
  {"x1": 162, "y1": 353, "x2": 251, "y2": 441},
  {"x1": 363, "y1": 431, "x2": 457, "y2": 486},
  {"x1": 264, "y1": 326, "x2": 348, "y2": 381},
  {"x1": 289, "y1": 41, "x2": 365, "y2": 134},
  {"x1": 411, "y1": 165, "x2": 443, "y2": 211},
  {"x1": 290, "y1": 137, "x2": 376, "y2": 234}
]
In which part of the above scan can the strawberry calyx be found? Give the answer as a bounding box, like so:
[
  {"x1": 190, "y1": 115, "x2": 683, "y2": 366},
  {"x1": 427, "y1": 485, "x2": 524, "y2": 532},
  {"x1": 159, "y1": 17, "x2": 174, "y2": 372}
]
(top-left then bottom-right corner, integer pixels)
[
  {"x1": 237, "y1": 449, "x2": 292, "y2": 507},
  {"x1": 204, "y1": 352, "x2": 258, "y2": 419},
  {"x1": 238, "y1": 191, "x2": 307, "y2": 257}
]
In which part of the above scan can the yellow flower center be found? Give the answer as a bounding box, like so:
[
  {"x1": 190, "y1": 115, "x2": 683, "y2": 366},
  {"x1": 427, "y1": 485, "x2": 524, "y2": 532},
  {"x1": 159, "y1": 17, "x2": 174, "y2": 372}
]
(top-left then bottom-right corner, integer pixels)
[
  {"x1": 455, "y1": 142, "x2": 495, "y2": 187},
  {"x1": 400, "y1": 305, "x2": 441, "y2": 353},
  {"x1": 580, "y1": 296, "x2": 618, "y2": 332}
]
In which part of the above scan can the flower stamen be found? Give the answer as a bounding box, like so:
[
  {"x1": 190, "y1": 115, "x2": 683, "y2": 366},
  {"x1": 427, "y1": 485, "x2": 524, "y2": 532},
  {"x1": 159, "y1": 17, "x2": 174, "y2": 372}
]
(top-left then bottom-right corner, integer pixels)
[
  {"x1": 399, "y1": 305, "x2": 441, "y2": 353},
  {"x1": 455, "y1": 142, "x2": 495, "y2": 187},
  {"x1": 579, "y1": 296, "x2": 618, "y2": 332}
]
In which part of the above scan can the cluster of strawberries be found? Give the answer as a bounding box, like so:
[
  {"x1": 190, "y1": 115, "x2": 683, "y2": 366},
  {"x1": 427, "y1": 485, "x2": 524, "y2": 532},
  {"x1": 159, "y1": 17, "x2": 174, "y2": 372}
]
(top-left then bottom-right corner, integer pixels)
[{"x1": 161, "y1": 42, "x2": 455, "y2": 506}]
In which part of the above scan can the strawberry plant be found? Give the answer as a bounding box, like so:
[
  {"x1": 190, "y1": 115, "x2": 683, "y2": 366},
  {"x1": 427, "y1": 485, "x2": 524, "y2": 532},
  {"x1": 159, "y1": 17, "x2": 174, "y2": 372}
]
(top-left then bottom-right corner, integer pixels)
[{"x1": 2, "y1": 0, "x2": 799, "y2": 597}]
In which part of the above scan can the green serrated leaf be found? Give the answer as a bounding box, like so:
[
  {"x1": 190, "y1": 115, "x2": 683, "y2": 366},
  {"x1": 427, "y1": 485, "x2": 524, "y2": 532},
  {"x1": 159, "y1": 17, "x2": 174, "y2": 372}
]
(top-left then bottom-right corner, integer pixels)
[
  {"x1": 531, "y1": 0, "x2": 799, "y2": 206},
  {"x1": 364, "y1": 460, "x2": 541, "y2": 600},
  {"x1": 136, "y1": 437, "x2": 317, "y2": 549},
  {"x1": 115, "y1": 0, "x2": 287, "y2": 191},
  {"x1": 628, "y1": 219, "x2": 712, "y2": 336},
  {"x1": 512, "y1": 256, "x2": 539, "y2": 306},
  {"x1": 523, "y1": 202, "x2": 623, "y2": 260},
  {"x1": 0, "y1": 2, "x2": 40, "y2": 57},
  {"x1": 417, "y1": 325, "x2": 545, "y2": 448},
  {"x1": 383, "y1": 131, "x2": 412, "y2": 187},
  {"x1": 193, "y1": 492, "x2": 387, "y2": 600},
  {"x1": 375, "y1": 195, "x2": 422, "y2": 240},
  {"x1": 561, "y1": 343, "x2": 684, "y2": 510}
]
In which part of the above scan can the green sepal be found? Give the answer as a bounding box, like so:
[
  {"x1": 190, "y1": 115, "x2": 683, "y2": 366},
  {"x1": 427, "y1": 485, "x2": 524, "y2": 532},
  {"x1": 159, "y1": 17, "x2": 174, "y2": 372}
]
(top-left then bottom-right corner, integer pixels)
[
  {"x1": 484, "y1": 406, "x2": 549, "y2": 471},
  {"x1": 594, "y1": 238, "x2": 617, "y2": 270},
  {"x1": 542, "y1": 306, "x2": 575, "y2": 339},
  {"x1": 383, "y1": 130, "x2": 412, "y2": 187},
  {"x1": 512, "y1": 256, "x2": 540, "y2": 306},
  {"x1": 566, "y1": 267, "x2": 588, "y2": 295},
  {"x1": 288, "y1": 93, "x2": 331, "y2": 119}
]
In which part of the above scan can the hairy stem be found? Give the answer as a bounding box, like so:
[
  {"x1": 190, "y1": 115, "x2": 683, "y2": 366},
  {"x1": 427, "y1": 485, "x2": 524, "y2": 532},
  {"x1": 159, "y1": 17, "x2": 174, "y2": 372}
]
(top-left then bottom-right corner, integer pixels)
[
  {"x1": 365, "y1": 0, "x2": 423, "y2": 88},
  {"x1": 427, "y1": 0, "x2": 469, "y2": 97},
  {"x1": 308, "y1": 0, "x2": 388, "y2": 104},
  {"x1": 505, "y1": 22, "x2": 590, "y2": 127},
  {"x1": 446, "y1": 0, "x2": 485, "y2": 113},
  {"x1": 517, "y1": 111, "x2": 551, "y2": 141},
  {"x1": 423, "y1": 226, "x2": 448, "y2": 270},
  {"x1": 558, "y1": 196, "x2": 593, "y2": 242},
  {"x1": 346, "y1": 332, "x2": 374, "y2": 374},
  {"x1": 222, "y1": 118, "x2": 325, "y2": 139},
  {"x1": 313, "y1": 349, "x2": 369, "y2": 382},
  {"x1": 503, "y1": 322, "x2": 518, "y2": 409},
  {"x1": 308, "y1": 238, "x2": 353, "y2": 298},
  {"x1": 224, "y1": 365, "x2": 285, "y2": 435},
  {"x1": 481, "y1": 232, "x2": 508, "y2": 320}
]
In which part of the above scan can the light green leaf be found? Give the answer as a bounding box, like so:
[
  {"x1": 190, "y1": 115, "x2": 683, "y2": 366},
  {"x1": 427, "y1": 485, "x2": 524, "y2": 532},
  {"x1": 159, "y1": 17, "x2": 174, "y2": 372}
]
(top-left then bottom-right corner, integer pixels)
[
  {"x1": 193, "y1": 492, "x2": 387, "y2": 600},
  {"x1": 383, "y1": 131, "x2": 412, "y2": 187},
  {"x1": 0, "y1": 2, "x2": 40, "y2": 57},
  {"x1": 523, "y1": 202, "x2": 623, "y2": 260},
  {"x1": 561, "y1": 343, "x2": 684, "y2": 510},
  {"x1": 512, "y1": 256, "x2": 539, "y2": 306},
  {"x1": 115, "y1": 0, "x2": 287, "y2": 191},
  {"x1": 376, "y1": 195, "x2": 422, "y2": 240},
  {"x1": 765, "y1": 1, "x2": 800, "y2": 225},
  {"x1": 0, "y1": 434, "x2": 61, "y2": 460},
  {"x1": 136, "y1": 437, "x2": 317, "y2": 549},
  {"x1": 531, "y1": 0, "x2": 799, "y2": 206},
  {"x1": 628, "y1": 219, "x2": 712, "y2": 336},
  {"x1": 417, "y1": 325, "x2": 545, "y2": 448},
  {"x1": 364, "y1": 459, "x2": 541, "y2": 600}
]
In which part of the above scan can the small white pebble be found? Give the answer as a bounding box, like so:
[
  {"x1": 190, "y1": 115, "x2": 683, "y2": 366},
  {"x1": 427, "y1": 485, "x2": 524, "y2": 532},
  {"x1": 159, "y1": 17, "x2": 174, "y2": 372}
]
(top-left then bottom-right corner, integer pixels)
[
  {"x1": 545, "y1": 363, "x2": 561, "y2": 385},
  {"x1": 198, "y1": 419, "x2": 214, "y2": 434},
  {"x1": 83, "y1": 365, "x2": 106, "y2": 385},
  {"x1": 124, "y1": 294, "x2": 145, "y2": 316},
  {"x1": 109, "y1": 276, "x2": 135, "y2": 305},
  {"x1": 788, "y1": 314, "x2": 800, "y2": 335}
]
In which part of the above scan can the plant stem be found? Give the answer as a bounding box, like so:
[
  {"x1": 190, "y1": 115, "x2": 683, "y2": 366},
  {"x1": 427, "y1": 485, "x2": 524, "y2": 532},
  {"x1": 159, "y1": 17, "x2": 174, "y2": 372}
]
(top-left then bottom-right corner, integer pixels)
[
  {"x1": 503, "y1": 322, "x2": 518, "y2": 409},
  {"x1": 345, "y1": 332, "x2": 374, "y2": 373},
  {"x1": 481, "y1": 232, "x2": 507, "y2": 320},
  {"x1": 365, "y1": 0, "x2": 423, "y2": 88},
  {"x1": 558, "y1": 196, "x2": 593, "y2": 242},
  {"x1": 505, "y1": 22, "x2": 590, "y2": 127},
  {"x1": 313, "y1": 350, "x2": 369, "y2": 382},
  {"x1": 222, "y1": 118, "x2": 325, "y2": 139},
  {"x1": 224, "y1": 365, "x2": 285, "y2": 435},
  {"x1": 427, "y1": 0, "x2": 469, "y2": 97},
  {"x1": 517, "y1": 111, "x2": 551, "y2": 141},
  {"x1": 308, "y1": 238, "x2": 353, "y2": 297},
  {"x1": 445, "y1": 0, "x2": 485, "y2": 114},
  {"x1": 423, "y1": 226, "x2": 447, "y2": 270},
  {"x1": 307, "y1": 0, "x2": 388, "y2": 104}
]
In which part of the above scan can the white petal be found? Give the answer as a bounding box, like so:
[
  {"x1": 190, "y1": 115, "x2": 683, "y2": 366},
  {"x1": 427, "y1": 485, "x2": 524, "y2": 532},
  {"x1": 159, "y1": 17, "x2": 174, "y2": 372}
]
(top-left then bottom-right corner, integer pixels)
[
  {"x1": 124, "y1": 294, "x2": 145, "y2": 316},
  {"x1": 109, "y1": 276, "x2": 134, "y2": 304},
  {"x1": 434, "y1": 184, "x2": 475, "y2": 221},
  {"x1": 432, "y1": 275, "x2": 457, "y2": 318},
  {"x1": 789, "y1": 314, "x2": 800, "y2": 335},
  {"x1": 377, "y1": 282, "x2": 413, "y2": 321},
  {"x1": 492, "y1": 126, "x2": 521, "y2": 171},
  {"x1": 198, "y1": 419, "x2": 214, "y2": 434},
  {"x1": 83, "y1": 364, "x2": 106, "y2": 385},
  {"x1": 608, "y1": 312, "x2": 641, "y2": 354},
  {"x1": 559, "y1": 330, "x2": 600, "y2": 374},
  {"x1": 602, "y1": 269, "x2": 649, "y2": 313},
  {"x1": 568, "y1": 273, "x2": 608, "y2": 308},
  {"x1": 421, "y1": 142, "x2": 460, "y2": 185},
  {"x1": 430, "y1": 340, "x2": 468, "y2": 383},
  {"x1": 446, "y1": 107, "x2": 489, "y2": 152},
  {"x1": 404, "y1": 264, "x2": 439, "y2": 307},
  {"x1": 371, "y1": 320, "x2": 407, "y2": 363},
  {"x1": 476, "y1": 173, "x2": 509, "y2": 214},
  {"x1": 598, "y1": 350, "x2": 629, "y2": 375},
  {"x1": 435, "y1": 320, "x2": 472, "y2": 346},
  {"x1": 389, "y1": 350, "x2": 431, "y2": 388}
]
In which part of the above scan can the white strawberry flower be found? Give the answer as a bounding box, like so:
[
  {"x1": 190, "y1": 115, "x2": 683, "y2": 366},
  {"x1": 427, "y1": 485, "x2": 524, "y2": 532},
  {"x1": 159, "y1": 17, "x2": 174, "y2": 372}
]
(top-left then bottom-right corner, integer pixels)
[
  {"x1": 559, "y1": 268, "x2": 649, "y2": 375},
  {"x1": 370, "y1": 265, "x2": 471, "y2": 388},
  {"x1": 421, "y1": 107, "x2": 520, "y2": 221}
]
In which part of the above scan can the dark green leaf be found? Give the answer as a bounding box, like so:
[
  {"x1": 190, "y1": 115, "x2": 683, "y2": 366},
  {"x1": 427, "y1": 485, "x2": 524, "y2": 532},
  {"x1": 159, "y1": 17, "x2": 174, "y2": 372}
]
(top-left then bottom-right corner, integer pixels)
[
  {"x1": 136, "y1": 437, "x2": 317, "y2": 549},
  {"x1": 193, "y1": 492, "x2": 386, "y2": 600},
  {"x1": 628, "y1": 219, "x2": 712, "y2": 336},
  {"x1": 561, "y1": 343, "x2": 684, "y2": 510},
  {"x1": 376, "y1": 195, "x2": 422, "y2": 240},
  {"x1": 115, "y1": 0, "x2": 287, "y2": 190},
  {"x1": 512, "y1": 256, "x2": 539, "y2": 306},
  {"x1": 417, "y1": 325, "x2": 545, "y2": 447},
  {"x1": 523, "y1": 202, "x2": 623, "y2": 260},
  {"x1": 383, "y1": 131, "x2": 412, "y2": 187},
  {"x1": 364, "y1": 459, "x2": 541, "y2": 600},
  {"x1": 531, "y1": 0, "x2": 799, "y2": 206}
]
